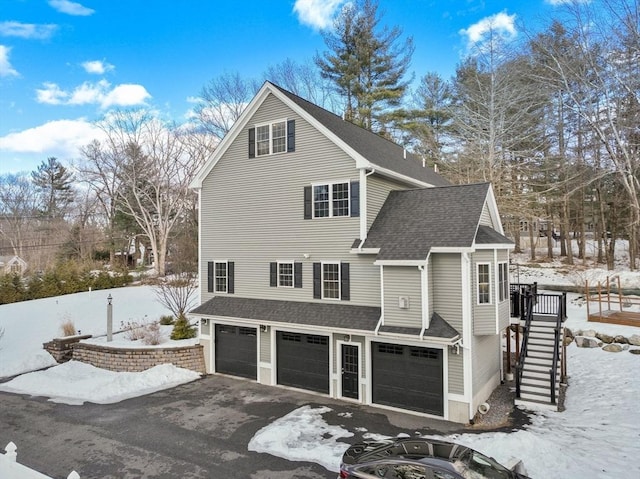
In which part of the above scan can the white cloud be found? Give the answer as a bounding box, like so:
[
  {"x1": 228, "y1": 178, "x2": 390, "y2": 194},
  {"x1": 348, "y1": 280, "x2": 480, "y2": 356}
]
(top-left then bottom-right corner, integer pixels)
[
  {"x1": 0, "y1": 45, "x2": 19, "y2": 77},
  {"x1": 36, "y1": 80, "x2": 151, "y2": 108},
  {"x1": 48, "y1": 0, "x2": 95, "y2": 16},
  {"x1": 0, "y1": 119, "x2": 103, "y2": 156},
  {"x1": 545, "y1": 0, "x2": 591, "y2": 5},
  {"x1": 459, "y1": 11, "x2": 517, "y2": 47},
  {"x1": 0, "y1": 21, "x2": 57, "y2": 40},
  {"x1": 293, "y1": 0, "x2": 345, "y2": 30},
  {"x1": 82, "y1": 60, "x2": 114, "y2": 75}
]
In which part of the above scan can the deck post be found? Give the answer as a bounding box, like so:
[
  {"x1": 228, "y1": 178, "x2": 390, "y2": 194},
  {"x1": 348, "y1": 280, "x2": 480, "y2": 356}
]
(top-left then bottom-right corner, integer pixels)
[{"x1": 506, "y1": 326, "x2": 512, "y2": 375}]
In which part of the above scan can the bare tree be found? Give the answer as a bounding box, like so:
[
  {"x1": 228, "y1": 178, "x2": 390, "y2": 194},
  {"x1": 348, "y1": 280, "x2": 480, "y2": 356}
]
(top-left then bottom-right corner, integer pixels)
[
  {"x1": 0, "y1": 173, "x2": 39, "y2": 258},
  {"x1": 154, "y1": 272, "x2": 198, "y2": 319},
  {"x1": 83, "y1": 110, "x2": 211, "y2": 276},
  {"x1": 194, "y1": 72, "x2": 260, "y2": 139}
]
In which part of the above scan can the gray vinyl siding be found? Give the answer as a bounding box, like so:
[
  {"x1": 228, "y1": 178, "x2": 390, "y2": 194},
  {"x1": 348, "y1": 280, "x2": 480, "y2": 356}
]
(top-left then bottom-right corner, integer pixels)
[
  {"x1": 260, "y1": 328, "x2": 271, "y2": 362},
  {"x1": 479, "y1": 202, "x2": 494, "y2": 227},
  {"x1": 472, "y1": 334, "x2": 500, "y2": 393},
  {"x1": 472, "y1": 251, "x2": 496, "y2": 335},
  {"x1": 382, "y1": 266, "x2": 422, "y2": 328},
  {"x1": 448, "y1": 350, "x2": 464, "y2": 395},
  {"x1": 200, "y1": 92, "x2": 380, "y2": 307},
  {"x1": 430, "y1": 253, "x2": 464, "y2": 395},
  {"x1": 430, "y1": 254, "x2": 463, "y2": 333},
  {"x1": 496, "y1": 249, "x2": 510, "y2": 331},
  {"x1": 366, "y1": 174, "x2": 410, "y2": 230}
]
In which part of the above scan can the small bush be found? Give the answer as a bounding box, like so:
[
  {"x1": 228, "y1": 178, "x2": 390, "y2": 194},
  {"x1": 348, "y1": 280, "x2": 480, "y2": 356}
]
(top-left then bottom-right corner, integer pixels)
[
  {"x1": 121, "y1": 320, "x2": 147, "y2": 341},
  {"x1": 159, "y1": 314, "x2": 175, "y2": 325},
  {"x1": 60, "y1": 318, "x2": 77, "y2": 337},
  {"x1": 170, "y1": 314, "x2": 196, "y2": 340},
  {"x1": 142, "y1": 322, "x2": 162, "y2": 345}
]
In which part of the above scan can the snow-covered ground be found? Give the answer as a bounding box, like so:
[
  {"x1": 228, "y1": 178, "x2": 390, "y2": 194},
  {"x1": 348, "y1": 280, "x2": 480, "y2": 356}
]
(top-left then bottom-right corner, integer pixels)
[{"x1": 1, "y1": 258, "x2": 639, "y2": 478}]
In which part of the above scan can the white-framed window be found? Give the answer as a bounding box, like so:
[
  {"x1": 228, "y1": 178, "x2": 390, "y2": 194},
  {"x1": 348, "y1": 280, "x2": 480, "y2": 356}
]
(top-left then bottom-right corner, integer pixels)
[
  {"x1": 278, "y1": 262, "x2": 294, "y2": 288},
  {"x1": 322, "y1": 262, "x2": 340, "y2": 299},
  {"x1": 477, "y1": 263, "x2": 491, "y2": 304},
  {"x1": 256, "y1": 120, "x2": 287, "y2": 156},
  {"x1": 498, "y1": 262, "x2": 509, "y2": 302},
  {"x1": 313, "y1": 182, "x2": 350, "y2": 218},
  {"x1": 10, "y1": 263, "x2": 21, "y2": 274},
  {"x1": 215, "y1": 261, "x2": 228, "y2": 293}
]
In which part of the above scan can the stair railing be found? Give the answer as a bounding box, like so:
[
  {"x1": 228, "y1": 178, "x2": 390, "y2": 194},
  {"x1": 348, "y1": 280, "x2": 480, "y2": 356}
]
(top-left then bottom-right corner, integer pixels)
[
  {"x1": 549, "y1": 302, "x2": 563, "y2": 405},
  {"x1": 515, "y1": 292, "x2": 533, "y2": 399}
]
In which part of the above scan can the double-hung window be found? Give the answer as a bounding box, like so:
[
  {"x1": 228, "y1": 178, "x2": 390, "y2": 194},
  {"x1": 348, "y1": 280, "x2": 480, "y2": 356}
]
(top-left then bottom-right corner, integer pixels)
[
  {"x1": 498, "y1": 262, "x2": 509, "y2": 302},
  {"x1": 313, "y1": 182, "x2": 349, "y2": 218},
  {"x1": 207, "y1": 260, "x2": 234, "y2": 294},
  {"x1": 477, "y1": 263, "x2": 491, "y2": 304},
  {"x1": 278, "y1": 262, "x2": 293, "y2": 287},
  {"x1": 215, "y1": 261, "x2": 228, "y2": 293},
  {"x1": 322, "y1": 263, "x2": 340, "y2": 299},
  {"x1": 256, "y1": 120, "x2": 286, "y2": 156}
]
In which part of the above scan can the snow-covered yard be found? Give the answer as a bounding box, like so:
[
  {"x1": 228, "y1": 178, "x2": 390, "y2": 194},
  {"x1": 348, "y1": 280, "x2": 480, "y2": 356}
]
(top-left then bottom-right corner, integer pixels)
[{"x1": 1, "y1": 264, "x2": 639, "y2": 478}]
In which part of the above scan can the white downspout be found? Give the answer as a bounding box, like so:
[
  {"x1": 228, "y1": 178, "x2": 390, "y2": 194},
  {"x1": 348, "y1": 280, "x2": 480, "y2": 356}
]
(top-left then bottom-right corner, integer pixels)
[
  {"x1": 462, "y1": 252, "x2": 474, "y2": 421},
  {"x1": 375, "y1": 264, "x2": 384, "y2": 334},
  {"x1": 419, "y1": 253, "x2": 431, "y2": 339}
]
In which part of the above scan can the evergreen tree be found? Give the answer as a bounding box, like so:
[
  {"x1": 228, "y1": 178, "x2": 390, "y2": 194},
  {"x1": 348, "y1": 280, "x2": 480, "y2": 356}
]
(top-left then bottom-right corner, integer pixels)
[
  {"x1": 315, "y1": 0, "x2": 413, "y2": 131},
  {"x1": 31, "y1": 157, "x2": 75, "y2": 218}
]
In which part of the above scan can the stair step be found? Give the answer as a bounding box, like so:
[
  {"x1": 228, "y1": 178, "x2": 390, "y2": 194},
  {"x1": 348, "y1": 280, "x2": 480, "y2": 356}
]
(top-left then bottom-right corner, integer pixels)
[
  {"x1": 521, "y1": 382, "x2": 559, "y2": 395},
  {"x1": 521, "y1": 376, "x2": 560, "y2": 388},
  {"x1": 523, "y1": 369, "x2": 560, "y2": 380},
  {"x1": 527, "y1": 343, "x2": 556, "y2": 352},
  {"x1": 515, "y1": 398, "x2": 559, "y2": 411}
]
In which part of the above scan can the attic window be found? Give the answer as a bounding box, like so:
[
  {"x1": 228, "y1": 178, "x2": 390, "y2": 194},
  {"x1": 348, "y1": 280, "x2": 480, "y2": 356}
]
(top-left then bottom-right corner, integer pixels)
[{"x1": 249, "y1": 119, "x2": 295, "y2": 157}]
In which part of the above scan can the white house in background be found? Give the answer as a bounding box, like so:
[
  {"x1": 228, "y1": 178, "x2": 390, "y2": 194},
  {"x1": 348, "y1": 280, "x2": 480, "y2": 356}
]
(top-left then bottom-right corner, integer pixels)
[
  {"x1": 0, "y1": 256, "x2": 27, "y2": 276},
  {"x1": 189, "y1": 82, "x2": 514, "y2": 424}
]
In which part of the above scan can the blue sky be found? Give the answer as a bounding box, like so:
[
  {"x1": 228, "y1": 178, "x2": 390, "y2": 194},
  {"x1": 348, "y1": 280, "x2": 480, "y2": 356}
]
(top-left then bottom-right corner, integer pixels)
[{"x1": 0, "y1": 0, "x2": 575, "y2": 174}]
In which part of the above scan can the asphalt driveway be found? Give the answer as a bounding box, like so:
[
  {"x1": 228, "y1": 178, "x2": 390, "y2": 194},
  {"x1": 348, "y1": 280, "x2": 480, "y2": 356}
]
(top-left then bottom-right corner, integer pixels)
[{"x1": 0, "y1": 374, "x2": 465, "y2": 478}]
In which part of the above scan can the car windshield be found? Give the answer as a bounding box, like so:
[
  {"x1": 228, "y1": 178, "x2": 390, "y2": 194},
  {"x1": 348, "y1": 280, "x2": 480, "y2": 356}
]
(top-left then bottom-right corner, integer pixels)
[{"x1": 452, "y1": 449, "x2": 512, "y2": 479}]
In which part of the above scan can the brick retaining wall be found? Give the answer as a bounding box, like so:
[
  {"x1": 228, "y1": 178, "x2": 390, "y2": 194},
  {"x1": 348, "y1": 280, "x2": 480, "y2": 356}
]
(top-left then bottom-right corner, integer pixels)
[
  {"x1": 43, "y1": 335, "x2": 93, "y2": 362},
  {"x1": 70, "y1": 342, "x2": 206, "y2": 374}
]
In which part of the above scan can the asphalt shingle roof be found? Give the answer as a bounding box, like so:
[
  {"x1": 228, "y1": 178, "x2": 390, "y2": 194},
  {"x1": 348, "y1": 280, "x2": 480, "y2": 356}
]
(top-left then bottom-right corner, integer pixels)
[
  {"x1": 378, "y1": 313, "x2": 460, "y2": 341},
  {"x1": 191, "y1": 296, "x2": 381, "y2": 332},
  {"x1": 271, "y1": 83, "x2": 450, "y2": 187},
  {"x1": 361, "y1": 183, "x2": 491, "y2": 260},
  {"x1": 475, "y1": 225, "x2": 514, "y2": 245}
]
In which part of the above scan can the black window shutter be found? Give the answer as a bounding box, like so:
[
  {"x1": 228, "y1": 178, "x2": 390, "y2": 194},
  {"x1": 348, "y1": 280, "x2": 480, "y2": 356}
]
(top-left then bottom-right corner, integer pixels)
[
  {"x1": 304, "y1": 186, "x2": 312, "y2": 220},
  {"x1": 287, "y1": 119, "x2": 295, "y2": 152},
  {"x1": 248, "y1": 128, "x2": 255, "y2": 158},
  {"x1": 270, "y1": 262, "x2": 277, "y2": 287},
  {"x1": 207, "y1": 261, "x2": 213, "y2": 293},
  {"x1": 294, "y1": 262, "x2": 302, "y2": 288},
  {"x1": 313, "y1": 262, "x2": 321, "y2": 299},
  {"x1": 340, "y1": 262, "x2": 350, "y2": 301},
  {"x1": 350, "y1": 180, "x2": 360, "y2": 217},
  {"x1": 227, "y1": 261, "x2": 234, "y2": 294}
]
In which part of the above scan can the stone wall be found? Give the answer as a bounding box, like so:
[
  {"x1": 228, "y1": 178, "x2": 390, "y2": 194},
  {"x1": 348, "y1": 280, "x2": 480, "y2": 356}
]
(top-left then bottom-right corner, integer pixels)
[
  {"x1": 70, "y1": 342, "x2": 206, "y2": 374},
  {"x1": 43, "y1": 335, "x2": 93, "y2": 362}
]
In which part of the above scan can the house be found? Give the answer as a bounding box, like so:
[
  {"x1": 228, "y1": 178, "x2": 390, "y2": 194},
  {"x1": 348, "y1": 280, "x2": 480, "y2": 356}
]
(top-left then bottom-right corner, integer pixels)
[
  {"x1": 0, "y1": 255, "x2": 27, "y2": 276},
  {"x1": 189, "y1": 82, "x2": 514, "y2": 423}
]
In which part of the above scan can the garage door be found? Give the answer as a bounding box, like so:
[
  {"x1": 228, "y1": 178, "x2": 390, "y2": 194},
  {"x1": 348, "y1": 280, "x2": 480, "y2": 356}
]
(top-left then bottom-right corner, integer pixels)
[
  {"x1": 215, "y1": 325, "x2": 257, "y2": 379},
  {"x1": 372, "y1": 342, "x2": 443, "y2": 415},
  {"x1": 277, "y1": 332, "x2": 329, "y2": 394}
]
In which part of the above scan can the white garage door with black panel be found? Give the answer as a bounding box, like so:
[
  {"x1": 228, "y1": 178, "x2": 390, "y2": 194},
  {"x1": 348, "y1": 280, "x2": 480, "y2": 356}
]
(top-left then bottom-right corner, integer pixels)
[
  {"x1": 372, "y1": 342, "x2": 443, "y2": 416},
  {"x1": 214, "y1": 325, "x2": 257, "y2": 380},
  {"x1": 276, "y1": 331, "x2": 329, "y2": 394}
]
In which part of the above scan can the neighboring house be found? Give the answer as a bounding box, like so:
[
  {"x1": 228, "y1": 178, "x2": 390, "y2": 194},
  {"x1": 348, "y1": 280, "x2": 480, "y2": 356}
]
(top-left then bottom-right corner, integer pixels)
[
  {"x1": 0, "y1": 255, "x2": 27, "y2": 276},
  {"x1": 190, "y1": 82, "x2": 514, "y2": 423}
]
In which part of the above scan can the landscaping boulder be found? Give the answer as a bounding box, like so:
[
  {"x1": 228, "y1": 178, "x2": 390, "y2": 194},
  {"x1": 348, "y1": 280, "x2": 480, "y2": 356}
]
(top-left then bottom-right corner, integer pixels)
[
  {"x1": 575, "y1": 336, "x2": 599, "y2": 348},
  {"x1": 565, "y1": 328, "x2": 575, "y2": 340},
  {"x1": 602, "y1": 344, "x2": 623, "y2": 353},
  {"x1": 614, "y1": 335, "x2": 629, "y2": 344},
  {"x1": 628, "y1": 334, "x2": 640, "y2": 346},
  {"x1": 629, "y1": 349, "x2": 640, "y2": 355},
  {"x1": 583, "y1": 330, "x2": 597, "y2": 338},
  {"x1": 596, "y1": 333, "x2": 614, "y2": 344}
]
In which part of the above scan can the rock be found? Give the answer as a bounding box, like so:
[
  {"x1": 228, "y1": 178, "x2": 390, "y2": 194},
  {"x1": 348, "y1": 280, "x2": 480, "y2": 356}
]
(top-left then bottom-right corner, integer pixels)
[
  {"x1": 629, "y1": 349, "x2": 640, "y2": 355},
  {"x1": 575, "y1": 336, "x2": 600, "y2": 348},
  {"x1": 565, "y1": 328, "x2": 575, "y2": 339},
  {"x1": 623, "y1": 344, "x2": 629, "y2": 350},
  {"x1": 628, "y1": 334, "x2": 640, "y2": 346},
  {"x1": 596, "y1": 333, "x2": 614, "y2": 344},
  {"x1": 563, "y1": 337, "x2": 574, "y2": 346},
  {"x1": 583, "y1": 330, "x2": 597, "y2": 338},
  {"x1": 602, "y1": 344, "x2": 623, "y2": 353},
  {"x1": 614, "y1": 335, "x2": 629, "y2": 344}
]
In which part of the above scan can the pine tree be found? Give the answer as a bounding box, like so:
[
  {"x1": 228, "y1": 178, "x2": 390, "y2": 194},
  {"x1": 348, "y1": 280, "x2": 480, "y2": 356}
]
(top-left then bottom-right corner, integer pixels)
[
  {"x1": 315, "y1": 0, "x2": 413, "y2": 131},
  {"x1": 31, "y1": 157, "x2": 75, "y2": 218}
]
